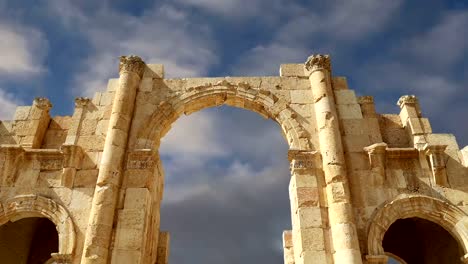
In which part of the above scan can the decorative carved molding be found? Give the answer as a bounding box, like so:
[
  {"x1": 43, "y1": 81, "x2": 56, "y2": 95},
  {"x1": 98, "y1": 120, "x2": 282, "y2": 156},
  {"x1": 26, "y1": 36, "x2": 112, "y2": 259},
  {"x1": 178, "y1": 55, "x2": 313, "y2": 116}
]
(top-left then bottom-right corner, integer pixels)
[
  {"x1": 304, "y1": 54, "x2": 331, "y2": 73},
  {"x1": 74, "y1": 97, "x2": 91, "y2": 108},
  {"x1": 0, "y1": 145, "x2": 24, "y2": 186},
  {"x1": 397, "y1": 95, "x2": 419, "y2": 108},
  {"x1": 367, "y1": 194, "x2": 468, "y2": 257},
  {"x1": 126, "y1": 149, "x2": 157, "y2": 170},
  {"x1": 288, "y1": 149, "x2": 320, "y2": 169},
  {"x1": 0, "y1": 195, "x2": 76, "y2": 256},
  {"x1": 33, "y1": 97, "x2": 52, "y2": 110},
  {"x1": 51, "y1": 253, "x2": 73, "y2": 264},
  {"x1": 119, "y1": 55, "x2": 145, "y2": 78},
  {"x1": 358, "y1": 96, "x2": 374, "y2": 105},
  {"x1": 386, "y1": 147, "x2": 419, "y2": 159}
]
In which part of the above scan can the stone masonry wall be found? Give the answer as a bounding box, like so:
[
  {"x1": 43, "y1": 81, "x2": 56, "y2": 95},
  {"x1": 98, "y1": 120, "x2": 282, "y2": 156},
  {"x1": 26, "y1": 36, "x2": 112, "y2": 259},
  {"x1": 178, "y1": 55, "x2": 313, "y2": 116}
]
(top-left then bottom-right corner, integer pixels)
[{"x1": 0, "y1": 54, "x2": 467, "y2": 264}]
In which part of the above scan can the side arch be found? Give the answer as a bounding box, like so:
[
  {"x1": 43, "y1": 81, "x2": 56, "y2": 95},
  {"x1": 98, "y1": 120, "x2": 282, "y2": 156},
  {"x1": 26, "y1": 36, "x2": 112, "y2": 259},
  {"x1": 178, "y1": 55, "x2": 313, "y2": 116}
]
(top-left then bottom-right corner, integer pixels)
[
  {"x1": 367, "y1": 194, "x2": 468, "y2": 257},
  {"x1": 134, "y1": 80, "x2": 312, "y2": 150},
  {"x1": 0, "y1": 194, "x2": 76, "y2": 259}
]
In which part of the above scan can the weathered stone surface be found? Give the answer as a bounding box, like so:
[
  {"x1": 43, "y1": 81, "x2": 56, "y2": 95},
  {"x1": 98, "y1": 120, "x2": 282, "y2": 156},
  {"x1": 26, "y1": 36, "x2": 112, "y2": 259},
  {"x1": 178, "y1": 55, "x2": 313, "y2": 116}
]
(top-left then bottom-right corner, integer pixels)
[{"x1": 0, "y1": 55, "x2": 466, "y2": 264}]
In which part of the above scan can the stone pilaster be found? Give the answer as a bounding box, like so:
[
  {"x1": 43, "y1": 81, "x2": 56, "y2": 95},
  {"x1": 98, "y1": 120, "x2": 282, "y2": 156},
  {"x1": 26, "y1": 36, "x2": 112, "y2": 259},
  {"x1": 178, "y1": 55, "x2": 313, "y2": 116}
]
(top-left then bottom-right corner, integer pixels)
[
  {"x1": 81, "y1": 55, "x2": 145, "y2": 263},
  {"x1": 305, "y1": 54, "x2": 362, "y2": 264},
  {"x1": 363, "y1": 143, "x2": 387, "y2": 186},
  {"x1": 17, "y1": 97, "x2": 52, "y2": 148},
  {"x1": 424, "y1": 144, "x2": 449, "y2": 186},
  {"x1": 65, "y1": 97, "x2": 91, "y2": 145},
  {"x1": 288, "y1": 149, "x2": 330, "y2": 264}
]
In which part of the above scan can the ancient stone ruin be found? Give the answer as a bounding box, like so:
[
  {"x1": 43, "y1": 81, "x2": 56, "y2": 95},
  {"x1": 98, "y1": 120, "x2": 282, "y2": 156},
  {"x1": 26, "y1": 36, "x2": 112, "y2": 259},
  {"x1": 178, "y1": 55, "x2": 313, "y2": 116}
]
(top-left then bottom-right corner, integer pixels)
[{"x1": 0, "y1": 54, "x2": 467, "y2": 264}]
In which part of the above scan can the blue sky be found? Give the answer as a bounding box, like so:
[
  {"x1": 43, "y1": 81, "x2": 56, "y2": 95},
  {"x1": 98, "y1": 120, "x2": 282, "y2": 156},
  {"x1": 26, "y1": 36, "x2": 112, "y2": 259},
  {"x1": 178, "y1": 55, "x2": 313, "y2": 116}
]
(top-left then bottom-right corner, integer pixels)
[{"x1": 0, "y1": 0, "x2": 467, "y2": 263}]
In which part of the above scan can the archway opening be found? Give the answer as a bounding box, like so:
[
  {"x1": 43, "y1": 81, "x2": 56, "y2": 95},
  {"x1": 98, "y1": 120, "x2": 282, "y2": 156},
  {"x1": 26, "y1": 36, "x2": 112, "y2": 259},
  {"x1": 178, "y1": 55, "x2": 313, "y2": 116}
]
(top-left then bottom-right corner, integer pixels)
[
  {"x1": 159, "y1": 106, "x2": 290, "y2": 263},
  {"x1": 0, "y1": 217, "x2": 58, "y2": 264},
  {"x1": 383, "y1": 217, "x2": 462, "y2": 264}
]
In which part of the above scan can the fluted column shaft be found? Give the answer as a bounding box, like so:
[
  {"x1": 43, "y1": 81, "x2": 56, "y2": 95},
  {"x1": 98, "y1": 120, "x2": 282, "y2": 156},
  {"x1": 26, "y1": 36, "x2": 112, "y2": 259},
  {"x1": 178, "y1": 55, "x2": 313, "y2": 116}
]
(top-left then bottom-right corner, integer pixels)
[
  {"x1": 81, "y1": 56, "x2": 145, "y2": 264},
  {"x1": 306, "y1": 55, "x2": 362, "y2": 264}
]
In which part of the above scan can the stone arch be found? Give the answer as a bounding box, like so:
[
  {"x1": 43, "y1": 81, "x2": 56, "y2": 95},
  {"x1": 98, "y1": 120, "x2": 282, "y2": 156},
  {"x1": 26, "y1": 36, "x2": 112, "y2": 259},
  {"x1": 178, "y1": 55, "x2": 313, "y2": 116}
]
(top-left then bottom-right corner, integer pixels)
[
  {"x1": 0, "y1": 194, "x2": 76, "y2": 259},
  {"x1": 134, "y1": 80, "x2": 312, "y2": 150},
  {"x1": 367, "y1": 194, "x2": 468, "y2": 257}
]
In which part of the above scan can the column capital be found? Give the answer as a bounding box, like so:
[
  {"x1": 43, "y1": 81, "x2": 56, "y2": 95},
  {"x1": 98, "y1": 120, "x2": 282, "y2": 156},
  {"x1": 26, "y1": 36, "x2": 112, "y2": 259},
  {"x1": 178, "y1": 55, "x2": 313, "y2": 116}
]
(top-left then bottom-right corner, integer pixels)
[
  {"x1": 358, "y1": 95, "x2": 374, "y2": 105},
  {"x1": 33, "y1": 97, "x2": 52, "y2": 110},
  {"x1": 397, "y1": 95, "x2": 419, "y2": 109},
  {"x1": 74, "y1": 97, "x2": 91, "y2": 108},
  {"x1": 305, "y1": 54, "x2": 331, "y2": 73},
  {"x1": 119, "y1": 55, "x2": 145, "y2": 78}
]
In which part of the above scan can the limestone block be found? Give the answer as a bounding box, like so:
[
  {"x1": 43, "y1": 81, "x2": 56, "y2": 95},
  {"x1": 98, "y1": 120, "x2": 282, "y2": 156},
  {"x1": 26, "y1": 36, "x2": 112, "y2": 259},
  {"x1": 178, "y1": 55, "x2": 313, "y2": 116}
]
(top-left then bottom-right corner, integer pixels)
[
  {"x1": 334, "y1": 90, "x2": 358, "y2": 105},
  {"x1": 294, "y1": 227, "x2": 325, "y2": 251},
  {"x1": 74, "y1": 169, "x2": 99, "y2": 187},
  {"x1": 290, "y1": 173, "x2": 318, "y2": 188},
  {"x1": 143, "y1": 64, "x2": 164, "y2": 79},
  {"x1": 293, "y1": 187, "x2": 320, "y2": 208},
  {"x1": 76, "y1": 135, "x2": 105, "y2": 151},
  {"x1": 157, "y1": 232, "x2": 170, "y2": 264},
  {"x1": 14, "y1": 106, "x2": 31, "y2": 121},
  {"x1": 79, "y1": 119, "x2": 98, "y2": 136},
  {"x1": 340, "y1": 119, "x2": 367, "y2": 136},
  {"x1": 290, "y1": 103, "x2": 314, "y2": 118},
  {"x1": 291, "y1": 90, "x2": 314, "y2": 104},
  {"x1": 337, "y1": 104, "x2": 363, "y2": 119},
  {"x1": 280, "y1": 64, "x2": 307, "y2": 77},
  {"x1": 427, "y1": 133, "x2": 460, "y2": 150},
  {"x1": 342, "y1": 135, "x2": 370, "y2": 153},
  {"x1": 36, "y1": 171, "x2": 62, "y2": 187},
  {"x1": 96, "y1": 120, "x2": 109, "y2": 136},
  {"x1": 99, "y1": 92, "x2": 115, "y2": 106},
  {"x1": 106, "y1": 78, "x2": 119, "y2": 92},
  {"x1": 111, "y1": 249, "x2": 141, "y2": 264},
  {"x1": 301, "y1": 250, "x2": 328, "y2": 264},
  {"x1": 365, "y1": 118, "x2": 382, "y2": 143},
  {"x1": 283, "y1": 230, "x2": 293, "y2": 248},
  {"x1": 297, "y1": 207, "x2": 323, "y2": 228},
  {"x1": 462, "y1": 146, "x2": 468, "y2": 167},
  {"x1": 123, "y1": 170, "x2": 151, "y2": 188},
  {"x1": 139, "y1": 78, "x2": 153, "y2": 92},
  {"x1": 124, "y1": 188, "x2": 150, "y2": 210},
  {"x1": 332, "y1": 77, "x2": 349, "y2": 90}
]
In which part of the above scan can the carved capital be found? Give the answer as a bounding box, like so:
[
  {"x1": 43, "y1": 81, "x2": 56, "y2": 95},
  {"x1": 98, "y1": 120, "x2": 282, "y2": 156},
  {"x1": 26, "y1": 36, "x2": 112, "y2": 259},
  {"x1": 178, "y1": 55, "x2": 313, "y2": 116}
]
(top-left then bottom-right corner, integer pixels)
[
  {"x1": 51, "y1": 253, "x2": 72, "y2": 264},
  {"x1": 288, "y1": 149, "x2": 320, "y2": 169},
  {"x1": 74, "y1": 97, "x2": 91, "y2": 108},
  {"x1": 119, "y1": 55, "x2": 145, "y2": 78},
  {"x1": 358, "y1": 96, "x2": 374, "y2": 105},
  {"x1": 305, "y1": 54, "x2": 331, "y2": 73},
  {"x1": 397, "y1": 95, "x2": 419, "y2": 108},
  {"x1": 33, "y1": 97, "x2": 52, "y2": 110}
]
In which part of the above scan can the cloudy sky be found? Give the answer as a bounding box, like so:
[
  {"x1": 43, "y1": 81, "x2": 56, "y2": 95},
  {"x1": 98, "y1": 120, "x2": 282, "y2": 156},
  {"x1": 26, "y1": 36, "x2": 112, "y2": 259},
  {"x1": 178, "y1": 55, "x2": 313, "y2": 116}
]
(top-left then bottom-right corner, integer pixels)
[{"x1": 0, "y1": 0, "x2": 467, "y2": 263}]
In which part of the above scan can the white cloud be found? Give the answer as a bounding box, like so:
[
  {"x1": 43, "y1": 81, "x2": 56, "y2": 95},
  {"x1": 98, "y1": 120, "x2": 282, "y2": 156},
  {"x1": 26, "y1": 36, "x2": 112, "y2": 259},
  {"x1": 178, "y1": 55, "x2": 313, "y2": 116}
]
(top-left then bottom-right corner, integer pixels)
[
  {"x1": 0, "y1": 88, "x2": 22, "y2": 120},
  {"x1": 403, "y1": 11, "x2": 468, "y2": 68},
  {"x1": 233, "y1": 0, "x2": 403, "y2": 75},
  {"x1": 160, "y1": 110, "x2": 228, "y2": 158},
  {"x1": 45, "y1": 2, "x2": 219, "y2": 97},
  {"x1": 0, "y1": 23, "x2": 47, "y2": 75}
]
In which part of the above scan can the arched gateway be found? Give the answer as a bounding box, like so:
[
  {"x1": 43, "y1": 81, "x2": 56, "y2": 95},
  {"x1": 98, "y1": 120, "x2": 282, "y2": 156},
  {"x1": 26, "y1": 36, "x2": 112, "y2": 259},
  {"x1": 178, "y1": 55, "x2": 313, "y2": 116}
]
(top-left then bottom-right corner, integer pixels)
[{"x1": 0, "y1": 54, "x2": 467, "y2": 264}]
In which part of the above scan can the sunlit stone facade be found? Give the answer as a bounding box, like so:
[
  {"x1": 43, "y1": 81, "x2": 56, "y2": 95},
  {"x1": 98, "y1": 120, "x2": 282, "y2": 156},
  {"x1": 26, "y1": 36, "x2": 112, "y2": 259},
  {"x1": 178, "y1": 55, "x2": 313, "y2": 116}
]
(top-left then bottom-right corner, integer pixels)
[{"x1": 0, "y1": 55, "x2": 467, "y2": 264}]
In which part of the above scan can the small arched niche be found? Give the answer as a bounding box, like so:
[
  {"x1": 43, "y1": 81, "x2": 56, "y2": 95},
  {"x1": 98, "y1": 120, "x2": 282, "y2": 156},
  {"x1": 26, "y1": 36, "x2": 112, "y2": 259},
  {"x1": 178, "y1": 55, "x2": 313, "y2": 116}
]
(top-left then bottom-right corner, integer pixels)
[
  {"x1": 0, "y1": 195, "x2": 75, "y2": 263},
  {"x1": 366, "y1": 194, "x2": 468, "y2": 264},
  {"x1": 383, "y1": 217, "x2": 463, "y2": 264},
  {"x1": 0, "y1": 217, "x2": 59, "y2": 264}
]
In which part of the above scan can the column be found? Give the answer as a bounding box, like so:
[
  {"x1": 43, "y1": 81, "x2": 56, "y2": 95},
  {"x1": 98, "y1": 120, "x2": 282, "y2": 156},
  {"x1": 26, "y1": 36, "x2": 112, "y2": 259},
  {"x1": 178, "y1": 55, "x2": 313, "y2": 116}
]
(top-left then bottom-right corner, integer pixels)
[
  {"x1": 305, "y1": 54, "x2": 362, "y2": 264},
  {"x1": 81, "y1": 55, "x2": 145, "y2": 263}
]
